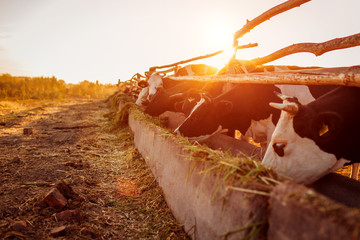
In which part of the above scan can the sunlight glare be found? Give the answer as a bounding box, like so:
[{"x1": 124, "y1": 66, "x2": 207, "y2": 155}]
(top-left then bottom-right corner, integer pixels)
[
  {"x1": 202, "y1": 20, "x2": 235, "y2": 69},
  {"x1": 205, "y1": 21, "x2": 233, "y2": 50}
]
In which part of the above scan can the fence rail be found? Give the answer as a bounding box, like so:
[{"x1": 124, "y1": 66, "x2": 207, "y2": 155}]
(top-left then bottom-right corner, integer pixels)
[{"x1": 168, "y1": 66, "x2": 360, "y2": 87}]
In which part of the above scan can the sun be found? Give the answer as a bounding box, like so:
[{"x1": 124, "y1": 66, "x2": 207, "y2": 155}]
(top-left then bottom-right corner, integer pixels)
[
  {"x1": 202, "y1": 20, "x2": 236, "y2": 69},
  {"x1": 204, "y1": 20, "x2": 234, "y2": 51}
]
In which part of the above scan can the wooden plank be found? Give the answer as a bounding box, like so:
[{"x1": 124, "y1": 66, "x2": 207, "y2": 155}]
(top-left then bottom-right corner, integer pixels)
[{"x1": 168, "y1": 66, "x2": 360, "y2": 87}]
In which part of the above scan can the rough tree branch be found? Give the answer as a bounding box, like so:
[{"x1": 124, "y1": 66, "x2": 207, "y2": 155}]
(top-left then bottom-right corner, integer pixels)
[
  {"x1": 233, "y1": 0, "x2": 311, "y2": 47},
  {"x1": 148, "y1": 50, "x2": 223, "y2": 72},
  {"x1": 251, "y1": 33, "x2": 360, "y2": 65}
]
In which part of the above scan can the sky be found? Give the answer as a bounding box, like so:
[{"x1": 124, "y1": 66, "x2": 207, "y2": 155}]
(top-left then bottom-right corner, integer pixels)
[{"x1": 0, "y1": 0, "x2": 359, "y2": 84}]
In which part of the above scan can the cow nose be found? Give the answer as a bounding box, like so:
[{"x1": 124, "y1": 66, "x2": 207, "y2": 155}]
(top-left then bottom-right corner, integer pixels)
[{"x1": 273, "y1": 142, "x2": 287, "y2": 157}]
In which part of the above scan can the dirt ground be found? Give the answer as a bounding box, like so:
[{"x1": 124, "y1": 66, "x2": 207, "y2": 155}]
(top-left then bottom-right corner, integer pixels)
[{"x1": 0, "y1": 98, "x2": 189, "y2": 239}]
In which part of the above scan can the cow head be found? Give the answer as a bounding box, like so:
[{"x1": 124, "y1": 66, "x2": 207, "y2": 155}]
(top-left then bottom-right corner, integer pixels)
[
  {"x1": 262, "y1": 92, "x2": 349, "y2": 185},
  {"x1": 175, "y1": 94, "x2": 233, "y2": 137},
  {"x1": 147, "y1": 73, "x2": 164, "y2": 101},
  {"x1": 144, "y1": 87, "x2": 203, "y2": 116},
  {"x1": 173, "y1": 89, "x2": 203, "y2": 115},
  {"x1": 135, "y1": 73, "x2": 163, "y2": 106}
]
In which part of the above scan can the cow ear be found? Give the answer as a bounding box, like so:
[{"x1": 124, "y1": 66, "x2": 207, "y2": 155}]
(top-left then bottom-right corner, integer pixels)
[
  {"x1": 311, "y1": 112, "x2": 343, "y2": 141},
  {"x1": 215, "y1": 100, "x2": 233, "y2": 116}
]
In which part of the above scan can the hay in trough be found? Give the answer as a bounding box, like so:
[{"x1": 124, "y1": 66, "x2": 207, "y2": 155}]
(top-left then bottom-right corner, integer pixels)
[{"x1": 183, "y1": 142, "x2": 281, "y2": 198}]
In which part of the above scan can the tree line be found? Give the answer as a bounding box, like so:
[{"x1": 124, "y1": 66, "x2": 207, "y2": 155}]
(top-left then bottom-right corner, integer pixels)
[{"x1": 0, "y1": 74, "x2": 117, "y2": 100}]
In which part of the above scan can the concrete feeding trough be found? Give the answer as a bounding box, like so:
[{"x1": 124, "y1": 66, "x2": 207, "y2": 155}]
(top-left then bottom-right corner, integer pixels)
[
  {"x1": 128, "y1": 107, "x2": 271, "y2": 240},
  {"x1": 120, "y1": 101, "x2": 360, "y2": 240},
  {"x1": 269, "y1": 182, "x2": 360, "y2": 240}
]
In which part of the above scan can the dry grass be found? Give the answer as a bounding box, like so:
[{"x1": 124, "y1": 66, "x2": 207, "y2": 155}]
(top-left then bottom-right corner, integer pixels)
[{"x1": 182, "y1": 142, "x2": 281, "y2": 200}]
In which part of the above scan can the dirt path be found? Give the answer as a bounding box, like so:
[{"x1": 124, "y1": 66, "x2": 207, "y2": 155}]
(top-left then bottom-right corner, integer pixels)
[{"x1": 0, "y1": 98, "x2": 188, "y2": 239}]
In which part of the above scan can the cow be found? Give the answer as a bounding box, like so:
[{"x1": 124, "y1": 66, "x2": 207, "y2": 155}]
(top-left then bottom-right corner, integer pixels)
[
  {"x1": 262, "y1": 86, "x2": 360, "y2": 184},
  {"x1": 144, "y1": 81, "x2": 225, "y2": 116},
  {"x1": 135, "y1": 64, "x2": 218, "y2": 108},
  {"x1": 136, "y1": 62, "x2": 310, "y2": 112},
  {"x1": 175, "y1": 83, "x2": 337, "y2": 144},
  {"x1": 135, "y1": 73, "x2": 167, "y2": 106}
]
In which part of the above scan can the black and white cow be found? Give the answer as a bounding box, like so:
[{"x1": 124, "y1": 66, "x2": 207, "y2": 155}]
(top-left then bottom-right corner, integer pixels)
[
  {"x1": 136, "y1": 73, "x2": 168, "y2": 106},
  {"x1": 262, "y1": 86, "x2": 360, "y2": 184},
  {"x1": 135, "y1": 64, "x2": 218, "y2": 107},
  {"x1": 175, "y1": 83, "x2": 336, "y2": 145},
  {"x1": 144, "y1": 80, "x2": 220, "y2": 116}
]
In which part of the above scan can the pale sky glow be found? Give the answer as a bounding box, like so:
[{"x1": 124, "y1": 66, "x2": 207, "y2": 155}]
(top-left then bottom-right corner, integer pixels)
[{"x1": 0, "y1": 0, "x2": 359, "y2": 84}]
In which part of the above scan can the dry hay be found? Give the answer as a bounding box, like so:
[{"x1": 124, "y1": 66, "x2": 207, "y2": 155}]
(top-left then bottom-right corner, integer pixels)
[{"x1": 183, "y1": 142, "x2": 281, "y2": 197}]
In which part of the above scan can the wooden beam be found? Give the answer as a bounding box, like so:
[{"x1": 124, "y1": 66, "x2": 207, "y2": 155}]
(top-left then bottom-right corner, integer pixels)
[{"x1": 168, "y1": 66, "x2": 360, "y2": 87}]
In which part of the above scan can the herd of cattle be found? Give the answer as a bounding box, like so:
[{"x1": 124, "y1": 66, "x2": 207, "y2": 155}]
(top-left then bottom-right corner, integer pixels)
[{"x1": 125, "y1": 62, "x2": 360, "y2": 185}]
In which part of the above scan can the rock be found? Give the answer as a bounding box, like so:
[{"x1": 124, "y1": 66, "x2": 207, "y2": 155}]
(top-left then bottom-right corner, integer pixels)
[
  {"x1": 23, "y1": 128, "x2": 33, "y2": 135},
  {"x1": 10, "y1": 220, "x2": 27, "y2": 232},
  {"x1": 50, "y1": 225, "x2": 67, "y2": 237},
  {"x1": 43, "y1": 188, "x2": 67, "y2": 209},
  {"x1": 56, "y1": 210, "x2": 81, "y2": 221},
  {"x1": 55, "y1": 181, "x2": 77, "y2": 200},
  {"x1": 36, "y1": 199, "x2": 48, "y2": 208}
]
